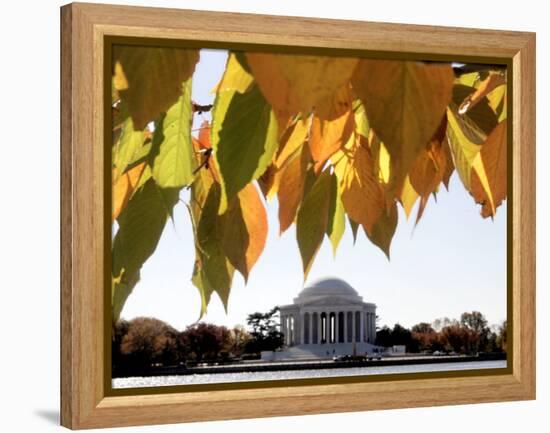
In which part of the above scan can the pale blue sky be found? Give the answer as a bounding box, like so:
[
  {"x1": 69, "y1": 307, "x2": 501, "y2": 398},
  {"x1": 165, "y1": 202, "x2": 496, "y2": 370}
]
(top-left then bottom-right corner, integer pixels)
[{"x1": 119, "y1": 49, "x2": 507, "y2": 331}]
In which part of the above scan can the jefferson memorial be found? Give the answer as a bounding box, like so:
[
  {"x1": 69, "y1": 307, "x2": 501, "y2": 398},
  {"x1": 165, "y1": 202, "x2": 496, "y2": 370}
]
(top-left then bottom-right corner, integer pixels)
[{"x1": 264, "y1": 277, "x2": 378, "y2": 360}]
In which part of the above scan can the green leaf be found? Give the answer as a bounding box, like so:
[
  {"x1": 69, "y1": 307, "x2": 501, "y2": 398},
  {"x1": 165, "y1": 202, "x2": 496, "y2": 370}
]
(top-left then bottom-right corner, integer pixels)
[
  {"x1": 113, "y1": 118, "x2": 146, "y2": 181},
  {"x1": 326, "y1": 174, "x2": 345, "y2": 256},
  {"x1": 151, "y1": 78, "x2": 196, "y2": 188},
  {"x1": 192, "y1": 183, "x2": 235, "y2": 313},
  {"x1": 112, "y1": 178, "x2": 180, "y2": 321},
  {"x1": 364, "y1": 202, "x2": 398, "y2": 259},
  {"x1": 212, "y1": 84, "x2": 279, "y2": 213},
  {"x1": 296, "y1": 170, "x2": 332, "y2": 279},
  {"x1": 113, "y1": 45, "x2": 199, "y2": 130}
]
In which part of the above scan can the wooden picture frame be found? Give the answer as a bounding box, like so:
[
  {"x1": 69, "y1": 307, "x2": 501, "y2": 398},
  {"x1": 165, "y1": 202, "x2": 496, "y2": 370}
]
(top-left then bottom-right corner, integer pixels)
[{"x1": 60, "y1": 2, "x2": 536, "y2": 429}]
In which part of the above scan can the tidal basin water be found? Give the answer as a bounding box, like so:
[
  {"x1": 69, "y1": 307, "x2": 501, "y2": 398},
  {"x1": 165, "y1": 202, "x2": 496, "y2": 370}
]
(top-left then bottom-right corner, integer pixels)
[{"x1": 113, "y1": 360, "x2": 506, "y2": 389}]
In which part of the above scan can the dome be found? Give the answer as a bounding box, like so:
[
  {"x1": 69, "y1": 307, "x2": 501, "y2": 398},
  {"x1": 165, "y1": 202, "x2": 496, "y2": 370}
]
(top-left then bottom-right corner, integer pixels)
[{"x1": 294, "y1": 277, "x2": 363, "y2": 304}]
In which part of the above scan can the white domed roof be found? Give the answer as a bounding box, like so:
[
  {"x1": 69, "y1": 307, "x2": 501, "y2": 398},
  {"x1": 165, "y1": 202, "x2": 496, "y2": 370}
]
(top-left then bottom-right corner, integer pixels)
[{"x1": 294, "y1": 277, "x2": 363, "y2": 304}]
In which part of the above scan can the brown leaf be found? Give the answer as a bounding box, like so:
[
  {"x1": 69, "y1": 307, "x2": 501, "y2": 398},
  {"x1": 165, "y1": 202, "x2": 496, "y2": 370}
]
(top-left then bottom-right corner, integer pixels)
[
  {"x1": 409, "y1": 116, "x2": 448, "y2": 198},
  {"x1": 113, "y1": 46, "x2": 199, "y2": 130},
  {"x1": 246, "y1": 53, "x2": 358, "y2": 129},
  {"x1": 352, "y1": 59, "x2": 454, "y2": 190}
]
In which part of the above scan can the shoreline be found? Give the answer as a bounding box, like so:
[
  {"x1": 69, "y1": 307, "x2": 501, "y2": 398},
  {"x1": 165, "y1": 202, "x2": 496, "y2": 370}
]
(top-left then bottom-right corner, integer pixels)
[{"x1": 113, "y1": 352, "x2": 506, "y2": 379}]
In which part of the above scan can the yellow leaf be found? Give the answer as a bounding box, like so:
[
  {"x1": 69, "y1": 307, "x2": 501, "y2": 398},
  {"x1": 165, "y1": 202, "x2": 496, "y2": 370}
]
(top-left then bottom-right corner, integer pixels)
[
  {"x1": 458, "y1": 72, "x2": 506, "y2": 114},
  {"x1": 471, "y1": 121, "x2": 507, "y2": 217},
  {"x1": 352, "y1": 59, "x2": 454, "y2": 189},
  {"x1": 214, "y1": 52, "x2": 254, "y2": 94},
  {"x1": 334, "y1": 134, "x2": 385, "y2": 235},
  {"x1": 275, "y1": 117, "x2": 310, "y2": 169},
  {"x1": 399, "y1": 176, "x2": 419, "y2": 219}
]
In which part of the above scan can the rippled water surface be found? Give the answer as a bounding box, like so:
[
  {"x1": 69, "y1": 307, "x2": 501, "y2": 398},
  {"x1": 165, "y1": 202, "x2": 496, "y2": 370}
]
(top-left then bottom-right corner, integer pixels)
[{"x1": 113, "y1": 360, "x2": 506, "y2": 389}]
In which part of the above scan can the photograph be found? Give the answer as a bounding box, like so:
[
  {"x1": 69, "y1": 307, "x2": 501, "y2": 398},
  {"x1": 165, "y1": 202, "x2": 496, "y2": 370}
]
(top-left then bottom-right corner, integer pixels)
[{"x1": 110, "y1": 44, "x2": 508, "y2": 390}]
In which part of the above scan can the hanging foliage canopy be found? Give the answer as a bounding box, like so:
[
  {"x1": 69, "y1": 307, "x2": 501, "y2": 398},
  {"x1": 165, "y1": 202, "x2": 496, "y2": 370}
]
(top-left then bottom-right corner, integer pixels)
[{"x1": 111, "y1": 46, "x2": 507, "y2": 322}]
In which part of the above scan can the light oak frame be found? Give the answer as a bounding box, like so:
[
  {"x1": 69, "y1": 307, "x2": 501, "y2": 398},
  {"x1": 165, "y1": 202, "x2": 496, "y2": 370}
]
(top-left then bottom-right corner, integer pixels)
[{"x1": 61, "y1": 2, "x2": 536, "y2": 429}]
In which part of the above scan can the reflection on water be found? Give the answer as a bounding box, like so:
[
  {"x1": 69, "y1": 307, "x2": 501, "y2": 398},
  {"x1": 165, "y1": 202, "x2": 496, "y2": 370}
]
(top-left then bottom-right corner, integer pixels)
[{"x1": 113, "y1": 360, "x2": 506, "y2": 389}]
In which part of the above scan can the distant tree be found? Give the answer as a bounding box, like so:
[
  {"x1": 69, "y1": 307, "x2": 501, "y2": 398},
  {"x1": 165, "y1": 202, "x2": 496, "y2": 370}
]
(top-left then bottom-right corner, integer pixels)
[
  {"x1": 376, "y1": 323, "x2": 418, "y2": 352},
  {"x1": 224, "y1": 325, "x2": 252, "y2": 357},
  {"x1": 496, "y1": 320, "x2": 507, "y2": 353},
  {"x1": 245, "y1": 307, "x2": 284, "y2": 353},
  {"x1": 411, "y1": 322, "x2": 434, "y2": 334},
  {"x1": 180, "y1": 322, "x2": 231, "y2": 361},
  {"x1": 411, "y1": 322, "x2": 442, "y2": 352},
  {"x1": 432, "y1": 317, "x2": 454, "y2": 332},
  {"x1": 112, "y1": 319, "x2": 130, "y2": 376},
  {"x1": 460, "y1": 311, "x2": 490, "y2": 353},
  {"x1": 118, "y1": 317, "x2": 179, "y2": 369}
]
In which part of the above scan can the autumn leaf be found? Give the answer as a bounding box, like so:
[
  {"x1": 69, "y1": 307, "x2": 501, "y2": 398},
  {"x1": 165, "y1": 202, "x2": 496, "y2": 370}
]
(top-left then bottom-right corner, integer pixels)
[
  {"x1": 275, "y1": 117, "x2": 310, "y2": 169},
  {"x1": 309, "y1": 86, "x2": 354, "y2": 172},
  {"x1": 278, "y1": 145, "x2": 312, "y2": 234},
  {"x1": 409, "y1": 116, "x2": 448, "y2": 199},
  {"x1": 352, "y1": 59, "x2": 454, "y2": 189},
  {"x1": 113, "y1": 118, "x2": 148, "y2": 183},
  {"x1": 326, "y1": 174, "x2": 345, "y2": 256},
  {"x1": 151, "y1": 78, "x2": 196, "y2": 188},
  {"x1": 458, "y1": 72, "x2": 506, "y2": 114},
  {"x1": 212, "y1": 84, "x2": 278, "y2": 213},
  {"x1": 192, "y1": 183, "x2": 235, "y2": 312},
  {"x1": 113, "y1": 46, "x2": 199, "y2": 129},
  {"x1": 296, "y1": 170, "x2": 333, "y2": 279},
  {"x1": 333, "y1": 134, "x2": 385, "y2": 235},
  {"x1": 246, "y1": 52, "x2": 358, "y2": 128},
  {"x1": 399, "y1": 175, "x2": 419, "y2": 219},
  {"x1": 364, "y1": 201, "x2": 398, "y2": 259},
  {"x1": 220, "y1": 184, "x2": 268, "y2": 281},
  {"x1": 112, "y1": 162, "x2": 146, "y2": 221},
  {"x1": 471, "y1": 121, "x2": 507, "y2": 217},
  {"x1": 214, "y1": 52, "x2": 254, "y2": 94},
  {"x1": 112, "y1": 178, "x2": 180, "y2": 321}
]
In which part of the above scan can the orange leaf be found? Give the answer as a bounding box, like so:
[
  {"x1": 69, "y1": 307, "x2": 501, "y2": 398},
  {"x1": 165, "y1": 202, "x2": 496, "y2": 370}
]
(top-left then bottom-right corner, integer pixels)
[
  {"x1": 309, "y1": 86, "x2": 354, "y2": 173},
  {"x1": 278, "y1": 145, "x2": 311, "y2": 234},
  {"x1": 220, "y1": 184, "x2": 268, "y2": 281},
  {"x1": 112, "y1": 162, "x2": 147, "y2": 221}
]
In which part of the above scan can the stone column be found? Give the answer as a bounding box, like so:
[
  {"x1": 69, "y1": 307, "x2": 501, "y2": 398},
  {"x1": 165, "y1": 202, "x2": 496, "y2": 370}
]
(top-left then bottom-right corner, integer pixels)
[
  {"x1": 351, "y1": 311, "x2": 355, "y2": 343},
  {"x1": 294, "y1": 312, "x2": 303, "y2": 344},
  {"x1": 317, "y1": 311, "x2": 323, "y2": 344},
  {"x1": 334, "y1": 312, "x2": 339, "y2": 344},
  {"x1": 344, "y1": 312, "x2": 348, "y2": 343}
]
